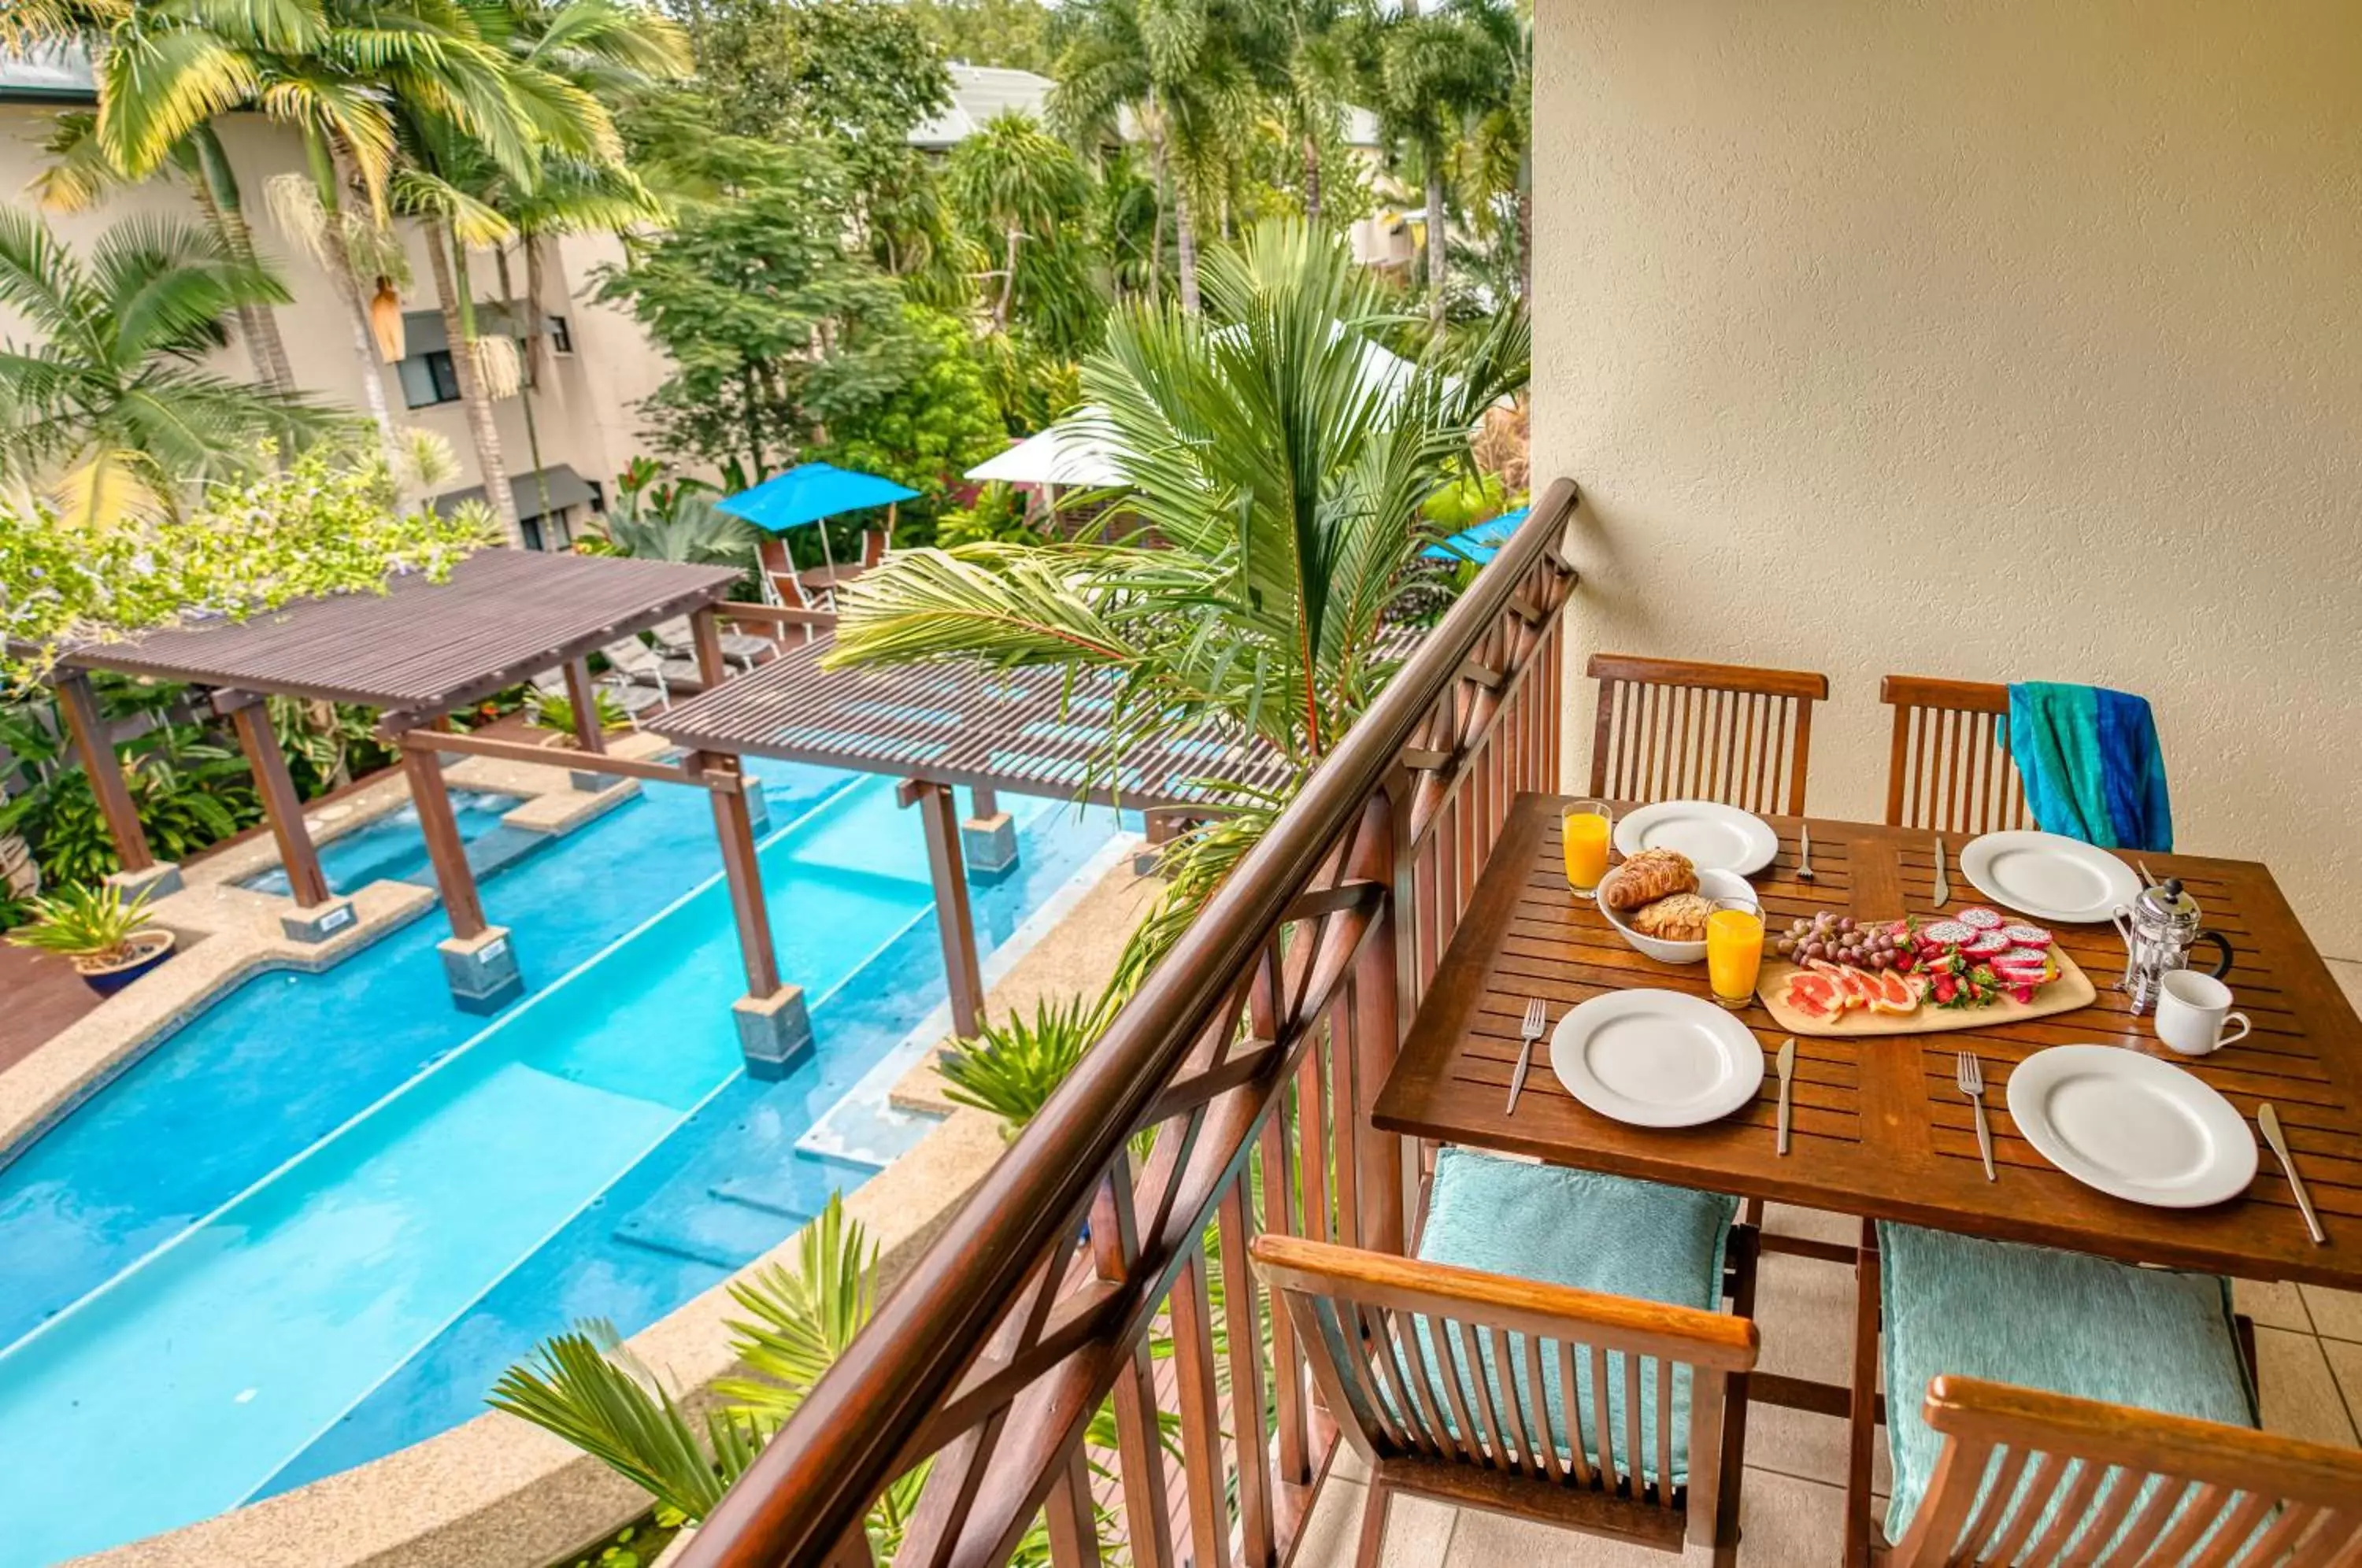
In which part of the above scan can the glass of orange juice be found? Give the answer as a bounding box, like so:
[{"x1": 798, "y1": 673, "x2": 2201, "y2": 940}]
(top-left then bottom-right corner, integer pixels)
[
  {"x1": 1561, "y1": 800, "x2": 1612, "y2": 897},
  {"x1": 1706, "y1": 897, "x2": 1766, "y2": 1011}
]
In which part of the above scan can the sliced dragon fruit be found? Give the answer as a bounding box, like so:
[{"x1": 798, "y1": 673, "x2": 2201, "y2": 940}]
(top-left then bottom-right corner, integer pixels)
[
  {"x1": 1992, "y1": 946, "x2": 2049, "y2": 970},
  {"x1": 1956, "y1": 907, "x2": 2005, "y2": 930},
  {"x1": 2000, "y1": 923, "x2": 2054, "y2": 949},
  {"x1": 1920, "y1": 919, "x2": 1979, "y2": 946},
  {"x1": 1963, "y1": 930, "x2": 2013, "y2": 958}
]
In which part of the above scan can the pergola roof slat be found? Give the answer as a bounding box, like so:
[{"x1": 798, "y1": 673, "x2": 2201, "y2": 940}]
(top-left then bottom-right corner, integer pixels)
[
  {"x1": 51, "y1": 551, "x2": 743, "y2": 713},
  {"x1": 651, "y1": 632, "x2": 1299, "y2": 810}
]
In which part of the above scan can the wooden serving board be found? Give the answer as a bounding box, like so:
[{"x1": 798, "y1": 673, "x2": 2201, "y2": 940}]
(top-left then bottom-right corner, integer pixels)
[{"x1": 1754, "y1": 947, "x2": 2098, "y2": 1037}]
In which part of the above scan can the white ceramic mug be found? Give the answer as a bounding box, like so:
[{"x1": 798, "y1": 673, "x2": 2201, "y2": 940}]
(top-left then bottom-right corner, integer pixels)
[{"x1": 2153, "y1": 969, "x2": 2252, "y2": 1056}]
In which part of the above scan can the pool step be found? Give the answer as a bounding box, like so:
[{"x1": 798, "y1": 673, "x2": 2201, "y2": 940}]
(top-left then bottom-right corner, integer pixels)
[{"x1": 609, "y1": 1191, "x2": 812, "y2": 1273}]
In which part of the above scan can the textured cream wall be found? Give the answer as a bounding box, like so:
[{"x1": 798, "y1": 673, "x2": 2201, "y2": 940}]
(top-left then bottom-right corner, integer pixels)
[{"x1": 1533, "y1": 0, "x2": 2362, "y2": 956}]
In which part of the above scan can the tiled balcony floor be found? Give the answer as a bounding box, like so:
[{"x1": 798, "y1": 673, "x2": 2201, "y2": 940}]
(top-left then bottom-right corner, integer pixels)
[{"x1": 1291, "y1": 961, "x2": 2362, "y2": 1567}]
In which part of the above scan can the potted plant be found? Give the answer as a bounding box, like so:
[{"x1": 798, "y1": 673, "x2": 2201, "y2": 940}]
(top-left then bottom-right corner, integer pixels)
[{"x1": 6, "y1": 881, "x2": 176, "y2": 996}]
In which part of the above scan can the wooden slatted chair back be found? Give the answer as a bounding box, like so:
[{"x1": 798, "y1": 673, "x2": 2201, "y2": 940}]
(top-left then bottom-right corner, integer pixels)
[
  {"x1": 1887, "y1": 1376, "x2": 2362, "y2": 1567},
  {"x1": 1253, "y1": 1234, "x2": 1758, "y2": 1560},
  {"x1": 1585, "y1": 655, "x2": 1829, "y2": 817},
  {"x1": 1880, "y1": 675, "x2": 2032, "y2": 834}
]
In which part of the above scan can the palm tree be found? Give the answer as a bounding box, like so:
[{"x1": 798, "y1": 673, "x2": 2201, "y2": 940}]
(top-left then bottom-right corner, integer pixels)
[
  {"x1": 946, "y1": 111, "x2": 1095, "y2": 335},
  {"x1": 0, "y1": 209, "x2": 341, "y2": 527},
  {"x1": 1051, "y1": 0, "x2": 1264, "y2": 316},
  {"x1": 827, "y1": 218, "x2": 1525, "y2": 776},
  {"x1": 1268, "y1": 0, "x2": 1356, "y2": 224},
  {"x1": 87, "y1": 0, "x2": 633, "y2": 470},
  {"x1": 1450, "y1": 0, "x2": 1532, "y2": 299},
  {"x1": 1364, "y1": 4, "x2": 1491, "y2": 327}
]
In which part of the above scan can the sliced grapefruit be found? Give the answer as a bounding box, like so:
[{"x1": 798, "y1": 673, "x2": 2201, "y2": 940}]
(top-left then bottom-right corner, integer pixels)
[
  {"x1": 1781, "y1": 970, "x2": 1841, "y2": 1019},
  {"x1": 1866, "y1": 967, "x2": 1921, "y2": 1015}
]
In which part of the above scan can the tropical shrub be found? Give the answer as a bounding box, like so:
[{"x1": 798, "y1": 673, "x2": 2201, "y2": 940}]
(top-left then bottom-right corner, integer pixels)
[
  {"x1": 933, "y1": 483, "x2": 1043, "y2": 549},
  {"x1": 6, "y1": 878, "x2": 158, "y2": 965},
  {"x1": 2, "y1": 441, "x2": 490, "y2": 686},
  {"x1": 938, "y1": 993, "x2": 1110, "y2": 1135},
  {"x1": 817, "y1": 309, "x2": 1012, "y2": 538},
  {"x1": 0, "y1": 696, "x2": 259, "y2": 886},
  {"x1": 527, "y1": 690, "x2": 631, "y2": 741},
  {"x1": 268, "y1": 697, "x2": 397, "y2": 798},
  {"x1": 0, "y1": 208, "x2": 342, "y2": 527}
]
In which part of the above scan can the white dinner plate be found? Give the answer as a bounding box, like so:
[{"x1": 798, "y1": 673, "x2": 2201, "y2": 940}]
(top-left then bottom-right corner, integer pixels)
[
  {"x1": 1549, "y1": 990, "x2": 1765, "y2": 1129},
  {"x1": 1958, "y1": 830, "x2": 2144, "y2": 924},
  {"x1": 2005, "y1": 1045, "x2": 2258, "y2": 1207},
  {"x1": 1612, "y1": 801, "x2": 1780, "y2": 876}
]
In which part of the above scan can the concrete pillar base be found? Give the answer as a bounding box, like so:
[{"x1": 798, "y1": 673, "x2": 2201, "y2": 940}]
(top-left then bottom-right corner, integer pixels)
[
  {"x1": 1133, "y1": 844, "x2": 1167, "y2": 877},
  {"x1": 734, "y1": 985, "x2": 814, "y2": 1081},
  {"x1": 105, "y1": 861, "x2": 183, "y2": 902},
  {"x1": 440, "y1": 925, "x2": 524, "y2": 1015},
  {"x1": 961, "y1": 812, "x2": 1019, "y2": 879},
  {"x1": 280, "y1": 897, "x2": 358, "y2": 945},
  {"x1": 568, "y1": 766, "x2": 619, "y2": 793},
  {"x1": 745, "y1": 777, "x2": 771, "y2": 835}
]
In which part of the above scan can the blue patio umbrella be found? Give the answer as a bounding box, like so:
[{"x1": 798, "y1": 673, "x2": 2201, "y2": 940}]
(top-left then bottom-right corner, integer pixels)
[
  {"x1": 1420, "y1": 505, "x2": 1530, "y2": 566},
  {"x1": 716, "y1": 462, "x2": 920, "y2": 582}
]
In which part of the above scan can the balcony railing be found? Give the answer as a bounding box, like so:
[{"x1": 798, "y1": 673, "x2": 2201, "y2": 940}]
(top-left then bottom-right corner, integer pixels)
[{"x1": 679, "y1": 482, "x2": 1583, "y2": 1567}]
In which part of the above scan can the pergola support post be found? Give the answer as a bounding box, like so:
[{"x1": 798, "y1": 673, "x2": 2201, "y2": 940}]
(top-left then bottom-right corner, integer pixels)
[
  {"x1": 405, "y1": 745, "x2": 520, "y2": 1014},
  {"x1": 705, "y1": 752, "x2": 809, "y2": 1079},
  {"x1": 54, "y1": 671, "x2": 178, "y2": 899},
  {"x1": 960, "y1": 783, "x2": 1018, "y2": 881},
  {"x1": 224, "y1": 691, "x2": 353, "y2": 942},
  {"x1": 903, "y1": 778, "x2": 985, "y2": 1041}
]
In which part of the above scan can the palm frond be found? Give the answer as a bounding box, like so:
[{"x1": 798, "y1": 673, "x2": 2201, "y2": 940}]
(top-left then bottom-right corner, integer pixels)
[
  {"x1": 95, "y1": 24, "x2": 261, "y2": 178},
  {"x1": 827, "y1": 545, "x2": 1150, "y2": 672}
]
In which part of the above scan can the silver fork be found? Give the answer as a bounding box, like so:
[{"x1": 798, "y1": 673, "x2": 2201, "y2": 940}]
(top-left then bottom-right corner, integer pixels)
[
  {"x1": 1932, "y1": 835, "x2": 1951, "y2": 906},
  {"x1": 1796, "y1": 824, "x2": 1816, "y2": 883},
  {"x1": 1957, "y1": 1051, "x2": 1994, "y2": 1182},
  {"x1": 1506, "y1": 997, "x2": 1547, "y2": 1114}
]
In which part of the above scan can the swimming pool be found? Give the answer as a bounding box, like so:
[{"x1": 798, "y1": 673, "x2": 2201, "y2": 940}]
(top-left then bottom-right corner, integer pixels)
[
  {"x1": 237, "y1": 788, "x2": 527, "y2": 897},
  {"x1": 0, "y1": 762, "x2": 1123, "y2": 1566}
]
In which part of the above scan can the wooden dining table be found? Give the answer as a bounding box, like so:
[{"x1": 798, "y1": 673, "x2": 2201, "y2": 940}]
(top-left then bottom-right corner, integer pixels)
[{"x1": 1372, "y1": 792, "x2": 2362, "y2": 1294}]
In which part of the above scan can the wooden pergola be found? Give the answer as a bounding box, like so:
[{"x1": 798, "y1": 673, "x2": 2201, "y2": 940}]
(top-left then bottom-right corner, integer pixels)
[
  {"x1": 28, "y1": 553, "x2": 817, "y2": 1045},
  {"x1": 650, "y1": 626, "x2": 1295, "y2": 1038}
]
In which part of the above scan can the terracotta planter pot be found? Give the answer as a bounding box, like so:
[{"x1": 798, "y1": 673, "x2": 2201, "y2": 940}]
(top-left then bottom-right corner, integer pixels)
[{"x1": 76, "y1": 930, "x2": 176, "y2": 997}]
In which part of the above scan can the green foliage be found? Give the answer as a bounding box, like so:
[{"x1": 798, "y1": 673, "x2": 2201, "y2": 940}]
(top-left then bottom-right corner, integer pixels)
[
  {"x1": 2, "y1": 440, "x2": 491, "y2": 686},
  {"x1": 907, "y1": 0, "x2": 1054, "y2": 73},
  {"x1": 267, "y1": 696, "x2": 397, "y2": 799},
  {"x1": 1420, "y1": 468, "x2": 1509, "y2": 534},
  {"x1": 939, "y1": 993, "x2": 1110, "y2": 1134},
  {"x1": 816, "y1": 309, "x2": 1009, "y2": 531},
  {"x1": 595, "y1": 135, "x2": 931, "y2": 477},
  {"x1": 5, "y1": 876, "x2": 157, "y2": 964},
  {"x1": 527, "y1": 689, "x2": 630, "y2": 738},
  {"x1": 0, "y1": 208, "x2": 343, "y2": 526},
  {"x1": 974, "y1": 331, "x2": 1083, "y2": 439},
  {"x1": 0, "y1": 692, "x2": 261, "y2": 886},
  {"x1": 946, "y1": 111, "x2": 1106, "y2": 355},
  {"x1": 934, "y1": 483, "x2": 1044, "y2": 548},
  {"x1": 561, "y1": 1519, "x2": 673, "y2": 1568},
  {"x1": 598, "y1": 493, "x2": 760, "y2": 568}
]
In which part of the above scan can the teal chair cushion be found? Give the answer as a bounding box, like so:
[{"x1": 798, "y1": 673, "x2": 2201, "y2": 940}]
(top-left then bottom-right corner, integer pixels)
[
  {"x1": 1879, "y1": 1222, "x2": 2257, "y2": 1545},
  {"x1": 1385, "y1": 1147, "x2": 1739, "y2": 1485}
]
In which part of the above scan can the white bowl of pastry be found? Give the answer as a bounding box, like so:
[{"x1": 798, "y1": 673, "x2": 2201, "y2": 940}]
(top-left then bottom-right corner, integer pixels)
[{"x1": 1597, "y1": 855, "x2": 1759, "y2": 964}]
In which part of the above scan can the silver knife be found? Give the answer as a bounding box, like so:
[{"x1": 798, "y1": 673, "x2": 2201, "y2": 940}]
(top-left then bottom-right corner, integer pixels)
[
  {"x1": 1775, "y1": 1037, "x2": 1797, "y2": 1156},
  {"x1": 2259, "y1": 1104, "x2": 2327, "y2": 1245},
  {"x1": 1932, "y1": 836, "x2": 1950, "y2": 906}
]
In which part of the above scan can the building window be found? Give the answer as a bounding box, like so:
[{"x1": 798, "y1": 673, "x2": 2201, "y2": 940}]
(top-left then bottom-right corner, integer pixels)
[
  {"x1": 397, "y1": 350, "x2": 461, "y2": 409},
  {"x1": 548, "y1": 315, "x2": 574, "y2": 355}
]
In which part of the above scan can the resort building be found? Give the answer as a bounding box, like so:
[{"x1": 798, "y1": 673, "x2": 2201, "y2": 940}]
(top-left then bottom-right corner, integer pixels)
[{"x1": 0, "y1": 48, "x2": 672, "y2": 552}]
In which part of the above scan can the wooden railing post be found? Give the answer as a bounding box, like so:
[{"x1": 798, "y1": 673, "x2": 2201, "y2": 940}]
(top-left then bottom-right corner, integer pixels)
[{"x1": 1353, "y1": 785, "x2": 1407, "y2": 1257}]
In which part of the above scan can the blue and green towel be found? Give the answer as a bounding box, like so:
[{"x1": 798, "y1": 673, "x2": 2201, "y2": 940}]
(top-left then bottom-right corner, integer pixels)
[{"x1": 2007, "y1": 682, "x2": 2173, "y2": 852}]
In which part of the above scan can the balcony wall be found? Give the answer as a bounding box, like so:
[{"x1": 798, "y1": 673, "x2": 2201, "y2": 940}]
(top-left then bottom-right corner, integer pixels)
[{"x1": 1531, "y1": 0, "x2": 2362, "y2": 954}]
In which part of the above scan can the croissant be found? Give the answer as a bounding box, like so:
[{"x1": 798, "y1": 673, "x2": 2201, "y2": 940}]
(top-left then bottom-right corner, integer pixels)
[
  {"x1": 1632, "y1": 892, "x2": 1713, "y2": 941},
  {"x1": 1605, "y1": 847, "x2": 1697, "y2": 910}
]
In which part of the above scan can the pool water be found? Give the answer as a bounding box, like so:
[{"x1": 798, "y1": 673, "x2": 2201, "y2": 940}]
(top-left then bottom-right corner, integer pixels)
[
  {"x1": 0, "y1": 762, "x2": 1123, "y2": 1566},
  {"x1": 238, "y1": 788, "x2": 527, "y2": 897}
]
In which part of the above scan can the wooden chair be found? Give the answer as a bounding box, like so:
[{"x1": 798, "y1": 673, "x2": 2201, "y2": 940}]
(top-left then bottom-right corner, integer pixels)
[
  {"x1": 1871, "y1": 1376, "x2": 2362, "y2": 1566},
  {"x1": 1879, "y1": 675, "x2": 2032, "y2": 834},
  {"x1": 1586, "y1": 655, "x2": 1829, "y2": 816},
  {"x1": 1253, "y1": 1233, "x2": 1760, "y2": 1567}
]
